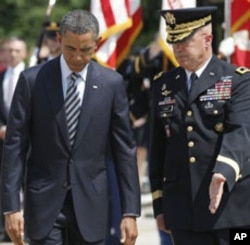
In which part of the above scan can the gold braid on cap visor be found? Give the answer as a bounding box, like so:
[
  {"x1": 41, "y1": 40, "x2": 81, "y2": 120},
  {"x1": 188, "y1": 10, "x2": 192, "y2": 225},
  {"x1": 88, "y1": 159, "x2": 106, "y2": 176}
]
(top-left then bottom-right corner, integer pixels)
[{"x1": 166, "y1": 15, "x2": 212, "y2": 43}]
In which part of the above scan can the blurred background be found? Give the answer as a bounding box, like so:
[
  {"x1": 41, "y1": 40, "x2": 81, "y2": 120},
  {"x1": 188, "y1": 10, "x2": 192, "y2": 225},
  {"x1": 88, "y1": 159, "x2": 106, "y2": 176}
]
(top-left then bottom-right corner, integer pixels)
[{"x1": 0, "y1": 0, "x2": 226, "y2": 66}]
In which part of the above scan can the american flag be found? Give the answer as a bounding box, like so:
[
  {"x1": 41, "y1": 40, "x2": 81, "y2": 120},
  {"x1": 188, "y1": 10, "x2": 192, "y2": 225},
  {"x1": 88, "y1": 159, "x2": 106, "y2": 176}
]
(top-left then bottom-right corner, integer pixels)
[
  {"x1": 230, "y1": 0, "x2": 250, "y2": 68},
  {"x1": 91, "y1": 0, "x2": 142, "y2": 69}
]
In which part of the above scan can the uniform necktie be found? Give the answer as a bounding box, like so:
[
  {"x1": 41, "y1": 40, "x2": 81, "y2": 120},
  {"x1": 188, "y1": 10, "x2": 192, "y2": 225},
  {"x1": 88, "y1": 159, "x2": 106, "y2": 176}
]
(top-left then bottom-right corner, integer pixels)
[
  {"x1": 65, "y1": 72, "x2": 81, "y2": 146},
  {"x1": 189, "y1": 72, "x2": 198, "y2": 91}
]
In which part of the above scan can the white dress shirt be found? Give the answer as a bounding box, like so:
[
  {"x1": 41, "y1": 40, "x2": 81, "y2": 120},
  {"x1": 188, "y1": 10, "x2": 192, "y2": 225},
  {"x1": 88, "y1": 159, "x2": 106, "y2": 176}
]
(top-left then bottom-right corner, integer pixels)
[
  {"x1": 3, "y1": 61, "x2": 25, "y2": 116},
  {"x1": 185, "y1": 55, "x2": 212, "y2": 91},
  {"x1": 60, "y1": 55, "x2": 88, "y2": 105}
]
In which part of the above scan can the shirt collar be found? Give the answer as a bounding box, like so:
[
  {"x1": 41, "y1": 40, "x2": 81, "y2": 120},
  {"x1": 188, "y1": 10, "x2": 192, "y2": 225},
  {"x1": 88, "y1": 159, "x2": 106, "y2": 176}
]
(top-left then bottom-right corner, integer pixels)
[
  {"x1": 185, "y1": 55, "x2": 212, "y2": 79},
  {"x1": 60, "y1": 55, "x2": 88, "y2": 82},
  {"x1": 7, "y1": 62, "x2": 25, "y2": 75}
]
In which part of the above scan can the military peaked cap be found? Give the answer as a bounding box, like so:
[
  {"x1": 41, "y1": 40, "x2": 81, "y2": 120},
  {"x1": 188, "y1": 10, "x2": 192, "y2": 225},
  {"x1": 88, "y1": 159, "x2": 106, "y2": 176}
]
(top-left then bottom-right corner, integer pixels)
[{"x1": 159, "y1": 6, "x2": 217, "y2": 44}]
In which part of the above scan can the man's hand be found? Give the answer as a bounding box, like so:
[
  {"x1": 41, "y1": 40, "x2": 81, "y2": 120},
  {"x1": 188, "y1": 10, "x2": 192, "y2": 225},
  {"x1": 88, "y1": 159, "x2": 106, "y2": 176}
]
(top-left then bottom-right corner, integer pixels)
[
  {"x1": 209, "y1": 173, "x2": 226, "y2": 214},
  {"x1": 156, "y1": 214, "x2": 171, "y2": 233},
  {"x1": 0, "y1": 126, "x2": 6, "y2": 140},
  {"x1": 5, "y1": 211, "x2": 25, "y2": 245},
  {"x1": 132, "y1": 117, "x2": 147, "y2": 129},
  {"x1": 120, "y1": 216, "x2": 138, "y2": 245}
]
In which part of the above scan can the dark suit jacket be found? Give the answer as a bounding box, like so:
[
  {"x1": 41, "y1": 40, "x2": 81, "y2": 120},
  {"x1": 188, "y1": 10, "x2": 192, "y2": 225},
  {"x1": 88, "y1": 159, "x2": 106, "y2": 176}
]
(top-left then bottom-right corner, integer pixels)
[
  {"x1": 0, "y1": 69, "x2": 7, "y2": 232},
  {"x1": 0, "y1": 69, "x2": 7, "y2": 155},
  {"x1": 0, "y1": 69, "x2": 8, "y2": 143},
  {"x1": 149, "y1": 55, "x2": 250, "y2": 231},
  {"x1": 1, "y1": 57, "x2": 141, "y2": 241}
]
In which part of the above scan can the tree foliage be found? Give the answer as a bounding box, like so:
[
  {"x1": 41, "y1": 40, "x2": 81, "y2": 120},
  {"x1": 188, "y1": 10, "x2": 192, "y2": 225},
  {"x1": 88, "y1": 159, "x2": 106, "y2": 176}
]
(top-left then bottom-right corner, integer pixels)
[{"x1": 0, "y1": 0, "x2": 90, "y2": 49}]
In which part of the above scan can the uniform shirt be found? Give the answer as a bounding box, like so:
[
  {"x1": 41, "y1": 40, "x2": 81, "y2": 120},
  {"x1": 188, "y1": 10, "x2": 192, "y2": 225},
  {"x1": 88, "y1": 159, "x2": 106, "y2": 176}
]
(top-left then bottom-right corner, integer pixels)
[{"x1": 185, "y1": 56, "x2": 212, "y2": 90}]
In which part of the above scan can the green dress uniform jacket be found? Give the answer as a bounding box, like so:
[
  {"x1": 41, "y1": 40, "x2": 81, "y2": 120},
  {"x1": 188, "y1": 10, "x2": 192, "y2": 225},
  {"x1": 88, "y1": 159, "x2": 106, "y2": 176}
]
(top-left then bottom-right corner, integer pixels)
[{"x1": 149, "y1": 55, "x2": 250, "y2": 231}]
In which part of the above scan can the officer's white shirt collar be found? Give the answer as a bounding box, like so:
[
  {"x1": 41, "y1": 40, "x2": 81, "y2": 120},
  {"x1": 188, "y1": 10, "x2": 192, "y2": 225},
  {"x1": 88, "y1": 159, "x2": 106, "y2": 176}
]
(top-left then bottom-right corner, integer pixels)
[{"x1": 185, "y1": 55, "x2": 213, "y2": 80}]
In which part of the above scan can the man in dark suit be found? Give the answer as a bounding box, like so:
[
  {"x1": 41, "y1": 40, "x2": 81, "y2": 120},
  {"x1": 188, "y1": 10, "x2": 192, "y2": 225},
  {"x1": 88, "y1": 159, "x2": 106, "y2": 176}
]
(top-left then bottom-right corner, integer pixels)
[
  {"x1": 149, "y1": 6, "x2": 250, "y2": 245},
  {"x1": 0, "y1": 36, "x2": 27, "y2": 242},
  {"x1": 1, "y1": 9, "x2": 140, "y2": 245}
]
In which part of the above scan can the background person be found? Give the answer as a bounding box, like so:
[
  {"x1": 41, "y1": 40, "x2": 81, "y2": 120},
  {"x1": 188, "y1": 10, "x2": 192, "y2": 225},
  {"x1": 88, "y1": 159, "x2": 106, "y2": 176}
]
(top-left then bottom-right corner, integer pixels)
[
  {"x1": 136, "y1": 37, "x2": 175, "y2": 245},
  {"x1": 117, "y1": 47, "x2": 150, "y2": 190},
  {"x1": 1, "y1": 9, "x2": 140, "y2": 245},
  {"x1": 0, "y1": 36, "x2": 27, "y2": 242},
  {"x1": 149, "y1": 6, "x2": 250, "y2": 245},
  {"x1": 37, "y1": 21, "x2": 62, "y2": 64}
]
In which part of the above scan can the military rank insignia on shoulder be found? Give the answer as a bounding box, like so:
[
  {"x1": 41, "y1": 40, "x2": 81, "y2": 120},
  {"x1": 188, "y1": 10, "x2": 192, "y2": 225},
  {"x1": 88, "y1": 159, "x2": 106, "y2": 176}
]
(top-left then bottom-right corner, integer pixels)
[
  {"x1": 154, "y1": 71, "x2": 164, "y2": 81},
  {"x1": 235, "y1": 66, "x2": 250, "y2": 75}
]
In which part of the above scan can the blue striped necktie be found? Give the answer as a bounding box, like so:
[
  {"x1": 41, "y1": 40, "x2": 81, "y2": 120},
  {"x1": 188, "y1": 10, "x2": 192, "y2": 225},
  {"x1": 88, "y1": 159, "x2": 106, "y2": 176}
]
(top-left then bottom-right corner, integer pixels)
[{"x1": 65, "y1": 72, "x2": 81, "y2": 146}]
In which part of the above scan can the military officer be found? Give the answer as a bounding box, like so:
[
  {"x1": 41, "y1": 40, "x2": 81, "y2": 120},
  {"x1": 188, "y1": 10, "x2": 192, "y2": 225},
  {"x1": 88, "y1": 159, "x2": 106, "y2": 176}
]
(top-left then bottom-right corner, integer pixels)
[
  {"x1": 37, "y1": 21, "x2": 61, "y2": 64},
  {"x1": 149, "y1": 6, "x2": 250, "y2": 245}
]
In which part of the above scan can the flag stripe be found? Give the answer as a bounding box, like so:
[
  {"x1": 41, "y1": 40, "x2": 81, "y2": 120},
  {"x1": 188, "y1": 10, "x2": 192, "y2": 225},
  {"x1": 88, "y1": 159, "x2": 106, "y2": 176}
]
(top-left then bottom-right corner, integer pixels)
[
  {"x1": 231, "y1": 9, "x2": 250, "y2": 33},
  {"x1": 116, "y1": 6, "x2": 143, "y2": 67},
  {"x1": 100, "y1": 0, "x2": 116, "y2": 27},
  {"x1": 230, "y1": 0, "x2": 250, "y2": 67},
  {"x1": 91, "y1": 0, "x2": 132, "y2": 40},
  {"x1": 167, "y1": 0, "x2": 183, "y2": 9}
]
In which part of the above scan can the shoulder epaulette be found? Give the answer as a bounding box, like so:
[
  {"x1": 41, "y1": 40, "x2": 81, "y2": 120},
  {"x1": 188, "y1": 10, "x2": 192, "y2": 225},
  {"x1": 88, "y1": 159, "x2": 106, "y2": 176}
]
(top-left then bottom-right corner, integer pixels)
[
  {"x1": 153, "y1": 71, "x2": 163, "y2": 81},
  {"x1": 235, "y1": 66, "x2": 250, "y2": 75}
]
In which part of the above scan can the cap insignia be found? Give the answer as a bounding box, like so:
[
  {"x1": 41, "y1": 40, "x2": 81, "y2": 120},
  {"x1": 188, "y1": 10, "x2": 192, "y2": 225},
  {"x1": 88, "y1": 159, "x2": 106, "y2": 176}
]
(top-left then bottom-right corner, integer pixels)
[{"x1": 165, "y1": 12, "x2": 176, "y2": 25}]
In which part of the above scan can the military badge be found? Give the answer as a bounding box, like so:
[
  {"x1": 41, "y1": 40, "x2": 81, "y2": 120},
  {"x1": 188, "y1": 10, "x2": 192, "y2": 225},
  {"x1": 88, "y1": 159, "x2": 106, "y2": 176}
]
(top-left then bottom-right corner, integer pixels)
[
  {"x1": 204, "y1": 101, "x2": 214, "y2": 109},
  {"x1": 162, "y1": 90, "x2": 172, "y2": 96},
  {"x1": 165, "y1": 12, "x2": 176, "y2": 25},
  {"x1": 154, "y1": 72, "x2": 163, "y2": 80}
]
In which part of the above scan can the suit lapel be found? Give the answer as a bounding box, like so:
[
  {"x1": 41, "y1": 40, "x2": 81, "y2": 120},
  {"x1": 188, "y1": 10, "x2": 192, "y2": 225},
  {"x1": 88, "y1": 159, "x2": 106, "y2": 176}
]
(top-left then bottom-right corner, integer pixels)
[
  {"x1": 174, "y1": 68, "x2": 188, "y2": 102},
  {"x1": 43, "y1": 59, "x2": 104, "y2": 152},
  {"x1": 73, "y1": 61, "x2": 102, "y2": 153},
  {"x1": 43, "y1": 57, "x2": 71, "y2": 150},
  {"x1": 0, "y1": 70, "x2": 7, "y2": 123},
  {"x1": 165, "y1": 67, "x2": 188, "y2": 104}
]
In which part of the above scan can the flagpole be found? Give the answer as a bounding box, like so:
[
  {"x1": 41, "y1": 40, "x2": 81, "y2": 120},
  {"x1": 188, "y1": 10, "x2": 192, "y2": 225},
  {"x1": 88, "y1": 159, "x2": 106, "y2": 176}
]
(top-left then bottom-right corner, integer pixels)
[
  {"x1": 224, "y1": 0, "x2": 231, "y2": 38},
  {"x1": 29, "y1": 0, "x2": 56, "y2": 67},
  {"x1": 224, "y1": 0, "x2": 231, "y2": 62}
]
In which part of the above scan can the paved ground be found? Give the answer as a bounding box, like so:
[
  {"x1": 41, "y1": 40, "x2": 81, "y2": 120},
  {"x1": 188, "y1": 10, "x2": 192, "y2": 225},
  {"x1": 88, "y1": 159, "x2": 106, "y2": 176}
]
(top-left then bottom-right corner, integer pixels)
[
  {"x1": 0, "y1": 194, "x2": 160, "y2": 245},
  {"x1": 136, "y1": 203, "x2": 160, "y2": 244}
]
